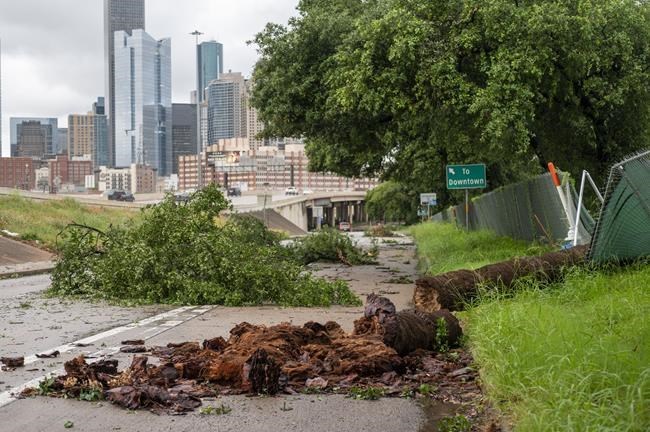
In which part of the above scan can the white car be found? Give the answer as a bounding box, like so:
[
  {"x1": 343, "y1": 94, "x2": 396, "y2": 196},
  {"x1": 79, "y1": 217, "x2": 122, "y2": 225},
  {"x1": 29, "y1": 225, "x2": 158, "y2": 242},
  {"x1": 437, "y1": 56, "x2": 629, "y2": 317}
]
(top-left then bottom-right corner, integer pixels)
[
  {"x1": 302, "y1": 189, "x2": 314, "y2": 195},
  {"x1": 285, "y1": 186, "x2": 298, "y2": 195}
]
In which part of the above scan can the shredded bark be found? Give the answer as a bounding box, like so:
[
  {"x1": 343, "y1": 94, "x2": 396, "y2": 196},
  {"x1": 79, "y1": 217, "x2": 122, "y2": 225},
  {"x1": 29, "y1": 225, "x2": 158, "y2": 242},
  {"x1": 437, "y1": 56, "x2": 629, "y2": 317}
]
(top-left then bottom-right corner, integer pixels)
[{"x1": 26, "y1": 296, "x2": 478, "y2": 414}]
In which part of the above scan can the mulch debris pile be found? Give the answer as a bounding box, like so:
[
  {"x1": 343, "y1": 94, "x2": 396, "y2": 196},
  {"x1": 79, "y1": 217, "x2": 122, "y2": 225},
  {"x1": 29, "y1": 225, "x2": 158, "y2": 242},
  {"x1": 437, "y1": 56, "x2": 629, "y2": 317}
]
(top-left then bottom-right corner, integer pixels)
[{"x1": 24, "y1": 295, "x2": 480, "y2": 414}]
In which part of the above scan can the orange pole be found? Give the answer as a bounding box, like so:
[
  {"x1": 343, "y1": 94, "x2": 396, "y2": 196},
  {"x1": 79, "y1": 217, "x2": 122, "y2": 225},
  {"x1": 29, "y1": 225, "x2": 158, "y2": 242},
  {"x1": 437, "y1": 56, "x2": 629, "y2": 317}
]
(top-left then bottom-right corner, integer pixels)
[{"x1": 548, "y1": 162, "x2": 561, "y2": 187}]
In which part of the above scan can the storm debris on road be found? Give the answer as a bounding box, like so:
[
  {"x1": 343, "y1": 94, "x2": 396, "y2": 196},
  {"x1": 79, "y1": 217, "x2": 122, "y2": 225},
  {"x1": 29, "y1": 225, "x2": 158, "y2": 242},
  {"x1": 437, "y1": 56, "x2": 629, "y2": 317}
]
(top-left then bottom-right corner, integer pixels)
[
  {"x1": 35, "y1": 350, "x2": 60, "y2": 359},
  {"x1": 121, "y1": 339, "x2": 145, "y2": 346},
  {"x1": 1, "y1": 356, "x2": 25, "y2": 368},
  {"x1": 25, "y1": 296, "x2": 479, "y2": 414}
]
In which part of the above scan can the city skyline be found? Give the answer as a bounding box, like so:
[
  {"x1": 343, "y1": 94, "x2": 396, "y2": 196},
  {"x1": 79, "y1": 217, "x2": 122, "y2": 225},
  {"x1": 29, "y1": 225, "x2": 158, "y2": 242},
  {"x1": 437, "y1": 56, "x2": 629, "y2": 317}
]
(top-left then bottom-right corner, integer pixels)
[{"x1": 0, "y1": 0, "x2": 298, "y2": 156}]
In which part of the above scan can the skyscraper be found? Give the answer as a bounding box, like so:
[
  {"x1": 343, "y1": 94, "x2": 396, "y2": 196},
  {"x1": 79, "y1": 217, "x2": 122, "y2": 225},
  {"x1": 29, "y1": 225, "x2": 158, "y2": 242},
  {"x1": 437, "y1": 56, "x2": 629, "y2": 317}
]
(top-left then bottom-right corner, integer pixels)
[
  {"x1": 104, "y1": 0, "x2": 145, "y2": 167},
  {"x1": 56, "y1": 128, "x2": 68, "y2": 155},
  {"x1": 114, "y1": 29, "x2": 172, "y2": 176},
  {"x1": 206, "y1": 72, "x2": 247, "y2": 145},
  {"x1": 172, "y1": 103, "x2": 197, "y2": 174},
  {"x1": 197, "y1": 41, "x2": 224, "y2": 102}
]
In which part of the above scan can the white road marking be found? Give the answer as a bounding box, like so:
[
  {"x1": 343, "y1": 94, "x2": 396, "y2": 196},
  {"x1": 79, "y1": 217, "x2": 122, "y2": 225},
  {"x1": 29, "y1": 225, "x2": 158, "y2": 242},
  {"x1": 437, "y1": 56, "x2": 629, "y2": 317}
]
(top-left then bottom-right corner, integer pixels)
[
  {"x1": 21, "y1": 306, "x2": 195, "y2": 366},
  {"x1": 0, "y1": 305, "x2": 214, "y2": 409}
]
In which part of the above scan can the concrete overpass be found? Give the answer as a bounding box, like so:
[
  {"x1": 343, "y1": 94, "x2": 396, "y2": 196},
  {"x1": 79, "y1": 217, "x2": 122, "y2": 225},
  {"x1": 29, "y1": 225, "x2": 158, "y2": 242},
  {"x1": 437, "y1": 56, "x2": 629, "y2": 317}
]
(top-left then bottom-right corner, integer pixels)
[{"x1": 234, "y1": 191, "x2": 368, "y2": 232}]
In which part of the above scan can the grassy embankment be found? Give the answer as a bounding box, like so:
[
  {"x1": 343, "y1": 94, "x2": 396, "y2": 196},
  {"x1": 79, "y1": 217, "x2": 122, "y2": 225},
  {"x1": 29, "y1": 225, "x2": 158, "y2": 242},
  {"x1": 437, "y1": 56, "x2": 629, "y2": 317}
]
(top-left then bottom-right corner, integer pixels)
[
  {"x1": 0, "y1": 194, "x2": 138, "y2": 250},
  {"x1": 411, "y1": 222, "x2": 649, "y2": 431},
  {"x1": 409, "y1": 222, "x2": 551, "y2": 274}
]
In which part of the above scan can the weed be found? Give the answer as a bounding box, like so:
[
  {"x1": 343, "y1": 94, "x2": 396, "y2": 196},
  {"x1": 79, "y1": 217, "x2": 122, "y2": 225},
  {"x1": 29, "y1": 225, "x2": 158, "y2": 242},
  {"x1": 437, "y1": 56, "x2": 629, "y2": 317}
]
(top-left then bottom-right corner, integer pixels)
[
  {"x1": 418, "y1": 384, "x2": 437, "y2": 396},
  {"x1": 384, "y1": 275, "x2": 414, "y2": 284},
  {"x1": 400, "y1": 387, "x2": 414, "y2": 399},
  {"x1": 38, "y1": 377, "x2": 56, "y2": 395},
  {"x1": 301, "y1": 386, "x2": 325, "y2": 394},
  {"x1": 63, "y1": 420, "x2": 74, "y2": 429},
  {"x1": 200, "y1": 404, "x2": 232, "y2": 415},
  {"x1": 347, "y1": 386, "x2": 385, "y2": 400},
  {"x1": 435, "y1": 317, "x2": 449, "y2": 352},
  {"x1": 438, "y1": 414, "x2": 471, "y2": 432},
  {"x1": 18, "y1": 302, "x2": 32, "y2": 309},
  {"x1": 79, "y1": 387, "x2": 103, "y2": 401}
]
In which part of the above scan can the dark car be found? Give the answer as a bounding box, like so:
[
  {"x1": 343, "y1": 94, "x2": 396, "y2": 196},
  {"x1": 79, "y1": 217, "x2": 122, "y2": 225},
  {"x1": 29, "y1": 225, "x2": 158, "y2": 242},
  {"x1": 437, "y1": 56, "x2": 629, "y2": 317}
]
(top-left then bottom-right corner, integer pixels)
[
  {"x1": 227, "y1": 187, "x2": 242, "y2": 197},
  {"x1": 107, "y1": 190, "x2": 135, "y2": 202}
]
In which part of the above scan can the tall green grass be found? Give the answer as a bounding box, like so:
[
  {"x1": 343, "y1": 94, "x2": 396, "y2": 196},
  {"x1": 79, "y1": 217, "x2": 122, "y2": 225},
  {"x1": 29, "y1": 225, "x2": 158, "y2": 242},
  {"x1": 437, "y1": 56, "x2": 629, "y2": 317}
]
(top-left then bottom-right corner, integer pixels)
[
  {"x1": 0, "y1": 195, "x2": 138, "y2": 249},
  {"x1": 465, "y1": 264, "x2": 650, "y2": 431},
  {"x1": 409, "y1": 222, "x2": 550, "y2": 275}
]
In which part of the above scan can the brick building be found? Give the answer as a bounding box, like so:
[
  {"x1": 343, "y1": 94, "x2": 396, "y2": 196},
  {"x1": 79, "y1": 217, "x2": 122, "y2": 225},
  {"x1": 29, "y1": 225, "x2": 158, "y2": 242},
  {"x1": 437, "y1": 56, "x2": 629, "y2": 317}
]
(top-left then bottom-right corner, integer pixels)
[
  {"x1": 177, "y1": 140, "x2": 378, "y2": 192},
  {"x1": 0, "y1": 157, "x2": 35, "y2": 190},
  {"x1": 48, "y1": 155, "x2": 93, "y2": 190}
]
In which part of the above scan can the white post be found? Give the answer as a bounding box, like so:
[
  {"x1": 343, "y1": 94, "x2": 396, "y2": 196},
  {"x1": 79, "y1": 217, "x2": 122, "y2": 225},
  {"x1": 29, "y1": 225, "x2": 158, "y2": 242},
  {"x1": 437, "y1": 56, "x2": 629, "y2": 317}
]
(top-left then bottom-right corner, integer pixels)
[{"x1": 465, "y1": 189, "x2": 469, "y2": 229}]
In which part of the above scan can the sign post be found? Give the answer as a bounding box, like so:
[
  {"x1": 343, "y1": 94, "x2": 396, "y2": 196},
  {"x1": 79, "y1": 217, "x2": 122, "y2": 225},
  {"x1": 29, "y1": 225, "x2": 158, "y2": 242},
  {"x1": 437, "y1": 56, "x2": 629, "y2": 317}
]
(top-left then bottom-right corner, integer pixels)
[
  {"x1": 446, "y1": 164, "x2": 487, "y2": 229},
  {"x1": 420, "y1": 193, "x2": 437, "y2": 221}
]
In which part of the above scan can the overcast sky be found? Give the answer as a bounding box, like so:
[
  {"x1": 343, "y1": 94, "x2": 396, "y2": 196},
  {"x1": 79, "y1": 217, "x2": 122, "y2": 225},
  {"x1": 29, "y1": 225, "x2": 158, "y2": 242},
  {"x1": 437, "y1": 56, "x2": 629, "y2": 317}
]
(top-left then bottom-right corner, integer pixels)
[{"x1": 0, "y1": 0, "x2": 298, "y2": 156}]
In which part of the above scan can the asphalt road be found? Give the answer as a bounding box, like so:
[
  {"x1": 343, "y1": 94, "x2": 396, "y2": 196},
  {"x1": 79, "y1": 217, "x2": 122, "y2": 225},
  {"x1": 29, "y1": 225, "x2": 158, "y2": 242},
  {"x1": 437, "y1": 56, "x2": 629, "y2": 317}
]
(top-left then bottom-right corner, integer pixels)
[{"x1": 0, "y1": 239, "x2": 454, "y2": 431}]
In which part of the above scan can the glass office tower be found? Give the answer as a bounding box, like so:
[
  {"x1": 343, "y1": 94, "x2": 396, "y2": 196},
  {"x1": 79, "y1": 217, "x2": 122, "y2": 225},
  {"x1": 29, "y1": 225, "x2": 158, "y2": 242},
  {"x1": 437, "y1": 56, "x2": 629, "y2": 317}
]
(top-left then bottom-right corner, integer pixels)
[
  {"x1": 197, "y1": 41, "x2": 224, "y2": 102},
  {"x1": 114, "y1": 29, "x2": 172, "y2": 176},
  {"x1": 104, "y1": 0, "x2": 145, "y2": 167}
]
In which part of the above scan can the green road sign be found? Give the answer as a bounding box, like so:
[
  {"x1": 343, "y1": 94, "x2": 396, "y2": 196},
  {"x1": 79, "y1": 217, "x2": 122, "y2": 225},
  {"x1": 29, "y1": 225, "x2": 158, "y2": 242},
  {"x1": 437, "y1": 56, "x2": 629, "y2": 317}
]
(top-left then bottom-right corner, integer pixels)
[{"x1": 446, "y1": 164, "x2": 487, "y2": 190}]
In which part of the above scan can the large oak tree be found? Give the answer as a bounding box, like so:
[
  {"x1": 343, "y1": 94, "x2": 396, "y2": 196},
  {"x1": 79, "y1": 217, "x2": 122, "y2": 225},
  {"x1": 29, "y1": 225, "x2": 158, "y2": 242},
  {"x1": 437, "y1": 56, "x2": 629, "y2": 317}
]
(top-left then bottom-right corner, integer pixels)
[{"x1": 252, "y1": 0, "x2": 650, "y2": 207}]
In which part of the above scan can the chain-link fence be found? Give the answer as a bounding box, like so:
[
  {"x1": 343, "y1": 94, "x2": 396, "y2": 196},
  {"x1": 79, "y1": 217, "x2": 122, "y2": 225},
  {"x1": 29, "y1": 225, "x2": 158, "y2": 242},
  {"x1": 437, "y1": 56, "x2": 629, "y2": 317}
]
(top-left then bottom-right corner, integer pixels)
[
  {"x1": 433, "y1": 173, "x2": 592, "y2": 243},
  {"x1": 588, "y1": 151, "x2": 650, "y2": 263}
]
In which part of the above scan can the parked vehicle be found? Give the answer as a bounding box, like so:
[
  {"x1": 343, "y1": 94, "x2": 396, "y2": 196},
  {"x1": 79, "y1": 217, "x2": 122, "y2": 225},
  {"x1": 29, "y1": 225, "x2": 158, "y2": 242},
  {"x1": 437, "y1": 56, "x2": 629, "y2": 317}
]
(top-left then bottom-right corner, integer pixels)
[
  {"x1": 338, "y1": 221, "x2": 351, "y2": 232},
  {"x1": 174, "y1": 192, "x2": 191, "y2": 203},
  {"x1": 107, "y1": 190, "x2": 135, "y2": 202},
  {"x1": 227, "y1": 187, "x2": 242, "y2": 197},
  {"x1": 302, "y1": 189, "x2": 314, "y2": 195},
  {"x1": 285, "y1": 186, "x2": 298, "y2": 196}
]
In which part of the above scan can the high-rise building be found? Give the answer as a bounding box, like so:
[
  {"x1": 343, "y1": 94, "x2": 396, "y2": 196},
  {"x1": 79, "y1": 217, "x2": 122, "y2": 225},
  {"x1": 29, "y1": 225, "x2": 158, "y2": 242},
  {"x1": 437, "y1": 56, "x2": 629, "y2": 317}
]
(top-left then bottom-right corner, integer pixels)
[
  {"x1": 171, "y1": 103, "x2": 197, "y2": 174},
  {"x1": 206, "y1": 72, "x2": 247, "y2": 145},
  {"x1": 197, "y1": 41, "x2": 224, "y2": 102},
  {"x1": 246, "y1": 80, "x2": 268, "y2": 152},
  {"x1": 11, "y1": 118, "x2": 58, "y2": 159},
  {"x1": 68, "y1": 97, "x2": 109, "y2": 168},
  {"x1": 94, "y1": 97, "x2": 109, "y2": 167},
  {"x1": 56, "y1": 128, "x2": 68, "y2": 155},
  {"x1": 104, "y1": 0, "x2": 145, "y2": 167},
  {"x1": 114, "y1": 29, "x2": 172, "y2": 176}
]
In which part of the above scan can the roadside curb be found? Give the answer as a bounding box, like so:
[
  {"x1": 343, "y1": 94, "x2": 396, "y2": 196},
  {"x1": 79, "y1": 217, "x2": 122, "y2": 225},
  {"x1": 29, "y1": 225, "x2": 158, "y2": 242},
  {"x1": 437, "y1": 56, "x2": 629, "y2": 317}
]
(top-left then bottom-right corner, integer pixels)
[{"x1": 0, "y1": 261, "x2": 56, "y2": 280}]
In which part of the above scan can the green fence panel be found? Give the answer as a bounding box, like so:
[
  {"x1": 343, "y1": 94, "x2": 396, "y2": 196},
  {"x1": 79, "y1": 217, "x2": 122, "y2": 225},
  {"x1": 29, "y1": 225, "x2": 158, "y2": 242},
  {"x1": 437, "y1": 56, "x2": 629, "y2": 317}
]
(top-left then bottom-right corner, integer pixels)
[{"x1": 588, "y1": 151, "x2": 650, "y2": 263}]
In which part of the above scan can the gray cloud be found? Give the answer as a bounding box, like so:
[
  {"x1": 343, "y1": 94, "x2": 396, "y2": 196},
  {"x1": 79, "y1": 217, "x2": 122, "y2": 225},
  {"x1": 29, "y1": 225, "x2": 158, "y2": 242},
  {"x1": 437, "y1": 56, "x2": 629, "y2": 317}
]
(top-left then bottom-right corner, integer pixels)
[{"x1": 1, "y1": 0, "x2": 298, "y2": 155}]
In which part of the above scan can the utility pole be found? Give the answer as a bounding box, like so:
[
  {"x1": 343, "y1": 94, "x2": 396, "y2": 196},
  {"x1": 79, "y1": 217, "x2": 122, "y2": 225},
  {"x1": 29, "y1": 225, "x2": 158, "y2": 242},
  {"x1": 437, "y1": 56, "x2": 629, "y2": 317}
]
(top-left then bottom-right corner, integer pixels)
[{"x1": 190, "y1": 30, "x2": 204, "y2": 189}]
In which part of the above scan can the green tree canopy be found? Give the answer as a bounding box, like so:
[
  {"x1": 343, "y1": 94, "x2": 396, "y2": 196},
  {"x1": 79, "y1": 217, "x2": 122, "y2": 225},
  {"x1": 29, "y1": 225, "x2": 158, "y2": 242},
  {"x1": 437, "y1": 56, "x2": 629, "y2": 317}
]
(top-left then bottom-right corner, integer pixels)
[
  {"x1": 365, "y1": 181, "x2": 416, "y2": 223},
  {"x1": 252, "y1": 0, "x2": 650, "y2": 206}
]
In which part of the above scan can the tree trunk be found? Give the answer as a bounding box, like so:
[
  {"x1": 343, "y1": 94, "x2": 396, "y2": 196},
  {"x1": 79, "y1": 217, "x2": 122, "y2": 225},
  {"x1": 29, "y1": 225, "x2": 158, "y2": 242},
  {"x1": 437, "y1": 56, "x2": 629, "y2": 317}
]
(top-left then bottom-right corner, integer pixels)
[{"x1": 414, "y1": 246, "x2": 588, "y2": 312}]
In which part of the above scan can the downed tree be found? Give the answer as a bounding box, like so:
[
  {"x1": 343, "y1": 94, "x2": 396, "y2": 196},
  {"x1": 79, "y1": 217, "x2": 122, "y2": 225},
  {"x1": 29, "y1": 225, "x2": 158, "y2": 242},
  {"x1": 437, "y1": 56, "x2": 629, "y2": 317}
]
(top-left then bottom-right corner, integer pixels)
[
  {"x1": 355, "y1": 294, "x2": 462, "y2": 355},
  {"x1": 415, "y1": 246, "x2": 588, "y2": 312},
  {"x1": 25, "y1": 296, "x2": 474, "y2": 414}
]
